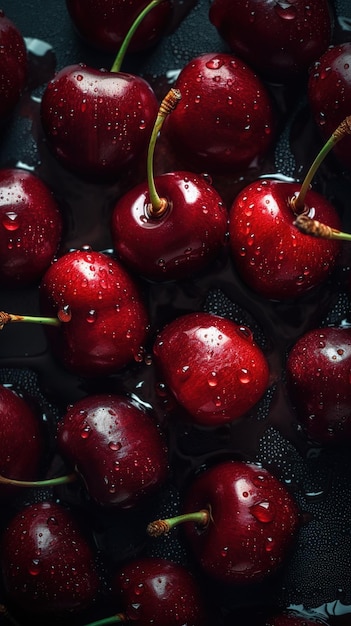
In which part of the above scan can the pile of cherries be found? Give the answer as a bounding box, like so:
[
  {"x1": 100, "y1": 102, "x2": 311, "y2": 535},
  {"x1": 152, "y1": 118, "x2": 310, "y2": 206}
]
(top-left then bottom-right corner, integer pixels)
[{"x1": 0, "y1": 1, "x2": 351, "y2": 625}]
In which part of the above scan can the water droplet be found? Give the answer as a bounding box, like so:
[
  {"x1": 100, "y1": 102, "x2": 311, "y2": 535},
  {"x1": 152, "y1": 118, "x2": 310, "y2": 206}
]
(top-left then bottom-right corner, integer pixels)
[
  {"x1": 58, "y1": 305, "x2": 72, "y2": 322},
  {"x1": 109, "y1": 441, "x2": 122, "y2": 451},
  {"x1": 80, "y1": 423, "x2": 91, "y2": 439},
  {"x1": 239, "y1": 368, "x2": 252, "y2": 384},
  {"x1": 28, "y1": 558, "x2": 41, "y2": 576},
  {"x1": 205, "y1": 57, "x2": 224, "y2": 70},
  {"x1": 2, "y1": 211, "x2": 20, "y2": 231},
  {"x1": 250, "y1": 500, "x2": 276, "y2": 523},
  {"x1": 274, "y1": 2, "x2": 297, "y2": 20},
  {"x1": 207, "y1": 371, "x2": 218, "y2": 387},
  {"x1": 86, "y1": 309, "x2": 97, "y2": 323}
]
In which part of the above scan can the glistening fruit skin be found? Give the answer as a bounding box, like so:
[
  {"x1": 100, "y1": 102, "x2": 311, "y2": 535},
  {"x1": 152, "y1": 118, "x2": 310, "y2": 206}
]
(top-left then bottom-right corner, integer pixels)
[
  {"x1": 285, "y1": 326, "x2": 351, "y2": 446},
  {"x1": 164, "y1": 52, "x2": 275, "y2": 174},
  {"x1": 0, "y1": 384, "x2": 44, "y2": 499},
  {"x1": 113, "y1": 557, "x2": 208, "y2": 625},
  {"x1": 111, "y1": 171, "x2": 228, "y2": 281},
  {"x1": 182, "y1": 460, "x2": 300, "y2": 585},
  {"x1": 57, "y1": 393, "x2": 169, "y2": 508},
  {"x1": 209, "y1": 0, "x2": 333, "y2": 83},
  {"x1": 0, "y1": 168, "x2": 62, "y2": 286},
  {"x1": 65, "y1": 0, "x2": 173, "y2": 53},
  {"x1": 153, "y1": 311, "x2": 269, "y2": 426},
  {"x1": 39, "y1": 248, "x2": 149, "y2": 377},
  {"x1": 0, "y1": 11, "x2": 27, "y2": 121},
  {"x1": 308, "y1": 42, "x2": 351, "y2": 171},
  {"x1": 1, "y1": 500, "x2": 100, "y2": 615},
  {"x1": 40, "y1": 63, "x2": 158, "y2": 180},
  {"x1": 228, "y1": 179, "x2": 341, "y2": 300}
]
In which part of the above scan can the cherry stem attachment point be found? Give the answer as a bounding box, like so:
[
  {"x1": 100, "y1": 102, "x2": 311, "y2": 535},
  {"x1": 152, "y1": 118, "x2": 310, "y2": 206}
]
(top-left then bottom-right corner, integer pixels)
[
  {"x1": 0, "y1": 311, "x2": 60, "y2": 330},
  {"x1": 147, "y1": 508, "x2": 210, "y2": 537},
  {"x1": 0, "y1": 472, "x2": 77, "y2": 489},
  {"x1": 291, "y1": 115, "x2": 351, "y2": 214},
  {"x1": 111, "y1": 0, "x2": 165, "y2": 73},
  {"x1": 146, "y1": 87, "x2": 182, "y2": 218}
]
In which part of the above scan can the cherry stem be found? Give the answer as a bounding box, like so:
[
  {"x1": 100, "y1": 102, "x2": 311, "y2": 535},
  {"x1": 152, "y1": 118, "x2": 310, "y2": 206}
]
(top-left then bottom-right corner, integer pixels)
[
  {"x1": 0, "y1": 472, "x2": 77, "y2": 488},
  {"x1": 294, "y1": 214, "x2": 351, "y2": 241},
  {"x1": 83, "y1": 615, "x2": 125, "y2": 626},
  {"x1": 111, "y1": 0, "x2": 165, "y2": 73},
  {"x1": 147, "y1": 509, "x2": 210, "y2": 537},
  {"x1": 291, "y1": 115, "x2": 351, "y2": 214},
  {"x1": 146, "y1": 87, "x2": 181, "y2": 218},
  {"x1": 0, "y1": 311, "x2": 60, "y2": 331}
]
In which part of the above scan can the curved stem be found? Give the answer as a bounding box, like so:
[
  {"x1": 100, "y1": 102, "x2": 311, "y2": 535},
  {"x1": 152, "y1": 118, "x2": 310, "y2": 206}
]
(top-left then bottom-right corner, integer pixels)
[
  {"x1": 0, "y1": 472, "x2": 77, "y2": 488},
  {"x1": 147, "y1": 509, "x2": 210, "y2": 537},
  {"x1": 294, "y1": 214, "x2": 351, "y2": 241},
  {"x1": 146, "y1": 87, "x2": 181, "y2": 218},
  {"x1": 291, "y1": 115, "x2": 351, "y2": 214},
  {"x1": 0, "y1": 311, "x2": 60, "y2": 330},
  {"x1": 111, "y1": 0, "x2": 165, "y2": 73},
  {"x1": 83, "y1": 615, "x2": 125, "y2": 626}
]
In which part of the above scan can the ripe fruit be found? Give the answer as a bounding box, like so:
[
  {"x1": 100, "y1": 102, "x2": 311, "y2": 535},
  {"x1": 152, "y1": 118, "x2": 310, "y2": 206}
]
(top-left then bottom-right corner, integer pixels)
[
  {"x1": 153, "y1": 311, "x2": 269, "y2": 426},
  {"x1": 308, "y1": 42, "x2": 351, "y2": 171},
  {"x1": 0, "y1": 10, "x2": 27, "y2": 121},
  {"x1": 111, "y1": 88, "x2": 228, "y2": 281},
  {"x1": 57, "y1": 393, "x2": 169, "y2": 508},
  {"x1": 65, "y1": 0, "x2": 173, "y2": 53},
  {"x1": 1, "y1": 500, "x2": 100, "y2": 615},
  {"x1": 147, "y1": 460, "x2": 300, "y2": 584},
  {"x1": 285, "y1": 326, "x2": 351, "y2": 446},
  {"x1": 0, "y1": 384, "x2": 44, "y2": 499},
  {"x1": 164, "y1": 52, "x2": 275, "y2": 174},
  {"x1": 0, "y1": 168, "x2": 62, "y2": 286},
  {"x1": 209, "y1": 0, "x2": 333, "y2": 83}
]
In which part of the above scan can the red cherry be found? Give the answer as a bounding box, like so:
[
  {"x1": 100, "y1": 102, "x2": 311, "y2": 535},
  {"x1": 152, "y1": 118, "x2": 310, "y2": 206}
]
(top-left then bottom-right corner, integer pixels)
[
  {"x1": 0, "y1": 168, "x2": 62, "y2": 286},
  {"x1": 209, "y1": 0, "x2": 333, "y2": 83},
  {"x1": 39, "y1": 248, "x2": 149, "y2": 377},
  {"x1": 0, "y1": 384, "x2": 44, "y2": 499},
  {"x1": 148, "y1": 460, "x2": 300, "y2": 585},
  {"x1": 0, "y1": 10, "x2": 27, "y2": 121},
  {"x1": 65, "y1": 0, "x2": 173, "y2": 53},
  {"x1": 286, "y1": 326, "x2": 351, "y2": 446},
  {"x1": 153, "y1": 311, "x2": 269, "y2": 426},
  {"x1": 57, "y1": 393, "x2": 169, "y2": 508},
  {"x1": 308, "y1": 42, "x2": 351, "y2": 171},
  {"x1": 228, "y1": 179, "x2": 341, "y2": 300},
  {"x1": 1, "y1": 500, "x2": 100, "y2": 615},
  {"x1": 164, "y1": 52, "x2": 275, "y2": 174}
]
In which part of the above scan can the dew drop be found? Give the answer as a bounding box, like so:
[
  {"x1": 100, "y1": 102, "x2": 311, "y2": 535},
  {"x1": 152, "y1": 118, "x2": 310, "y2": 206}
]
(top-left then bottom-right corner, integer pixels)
[
  {"x1": 205, "y1": 57, "x2": 224, "y2": 70},
  {"x1": 207, "y1": 371, "x2": 218, "y2": 387},
  {"x1": 250, "y1": 500, "x2": 276, "y2": 523},
  {"x1": 28, "y1": 559, "x2": 41, "y2": 576},
  {"x1": 57, "y1": 305, "x2": 72, "y2": 322},
  {"x1": 239, "y1": 368, "x2": 252, "y2": 384},
  {"x1": 274, "y1": 3, "x2": 297, "y2": 20},
  {"x1": 2, "y1": 211, "x2": 20, "y2": 231},
  {"x1": 86, "y1": 309, "x2": 97, "y2": 323},
  {"x1": 109, "y1": 441, "x2": 122, "y2": 451}
]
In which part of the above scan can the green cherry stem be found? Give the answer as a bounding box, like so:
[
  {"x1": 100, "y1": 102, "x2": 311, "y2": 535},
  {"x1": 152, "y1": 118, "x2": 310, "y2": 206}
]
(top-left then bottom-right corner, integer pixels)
[
  {"x1": 0, "y1": 473, "x2": 77, "y2": 489},
  {"x1": 83, "y1": 615, "x2": 125, "y2": 626},
  {"x1": 293, "y1": 214, "x2": 351, "y2": 241},
  {"x1": 0, "y1": 311, "x2": 60, "y2": 330},
  {"x1": 147, "y1": 508, "x2": 211, "y2": 537},
  {"x1": 291, "y1": 115, "x2": 351, "y2": 214},
  {"x1": 111, "y1": 0, "x2": 165, "y2": 73},
  {"x1": 146, "y1": 87, "x2": 181, "y2": 218}
]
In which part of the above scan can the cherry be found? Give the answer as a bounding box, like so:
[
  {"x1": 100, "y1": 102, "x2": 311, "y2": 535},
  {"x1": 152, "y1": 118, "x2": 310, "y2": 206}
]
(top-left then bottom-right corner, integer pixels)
[
  {"x1": 164, "y1": 52, "x2": 275, "y2": 174},
  {"x1": 65, "y1": 0, "x2": 173, "y2": 54},
  {"x1": 111, "y1": 88, "x2": 228, "y2": 282},
  {"x1": 0, "y1": 383, "x2": 44, "y2": 499},
  {"x1": 153, "y1": 311, "x2": 269, "y2": 427},
  {"x1": 0, "y1": 10, "x2": 27, "y2": 122},
  {"x1": 0, "y1": 168, "x2": 63, "y2": 286},
  {"x1": 285, "y1": 326, "x2": 351, "y2": 446},
  {"x1": 209, "y1": 0, "x2": 333, "y2": 84},
  {"x1": 147, "y1": 460, "x2": 300, "y2": 585},
  {"x1": 57, "y1": 393, "x2": 169, "y2": 508},
  {"x1": 1, "y1": 500, "x2": 100, "y2": 615},
  {"x1": 228, "y1": 115, "x2": 351, "y2": 300},
  {"x1": 308, "y1": 42, "x2": 351, "y2": 171},
  {"x1": 40, "y1": 0, "x2": 162, "y2": 180}
]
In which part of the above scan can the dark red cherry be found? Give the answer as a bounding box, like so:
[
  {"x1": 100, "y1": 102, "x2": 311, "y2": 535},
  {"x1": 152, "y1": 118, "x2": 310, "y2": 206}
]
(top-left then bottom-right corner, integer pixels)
[
  {"x1": 0, "y1": 168, "x2": 62, "y2": 286},
  {"x1": 0, "y1": 10, "x2": 27, "y2": 121},
  {"x1": 57, "y1": 393, "x2": 169, "y2": 508},
  {"x1": 164, "y1": 52, "x2": 275, "y2": 174},
  {"x1": 209, "y1": 0, "x2": 333, "y2": 83},
  {"x1": 1, "y1": 500, "x2": 100, "y2": 615}
]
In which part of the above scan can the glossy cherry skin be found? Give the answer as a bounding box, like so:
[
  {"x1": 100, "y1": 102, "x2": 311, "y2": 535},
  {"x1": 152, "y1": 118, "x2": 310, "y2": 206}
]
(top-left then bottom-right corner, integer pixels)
[
  {"x1": 286, "y1": 326, "x2": 351, "y2": 446},
  {"x1": 0, "y1": 168, "x2": 62, "y2": 286},
  {"x1": 1, "y1": 500, "x2": 100, "y2": 615},
  {"x1": 40, "y1": 64, "x2": 158, "y2": 180},
  {"x1": 65, "y1": 0, "x2": 173, "y2": 53},
  {"x1": 209, "y1": 0, "x2": 333, "y2": 84},
  {"x1": 229, "y1": 179, "x2": 341, "y2": 300},
  {"x1": 57, "y1": 394, "x2": 169, "y2": 508},
  {"x1": 164, "y1": 52, "x2": 275, "y2": 174},
  {"x1": 111, "y1": 171, "x2": 228, "y2": 281},
  {"x1": 113, "y1": 557, "x2": 208, "y2": 625},
  {"x1": 153, "y1": 311, "x2": 269, "y2": 426},
  {"x1": 308, "y1": 42, "x2": 351, "y2": 171},
  {"x1": 182, "y1": 460, "x2": 300, "y2": 585},
  {"x1": 0, "y1": 384, "x2": 44, "y2": 499},
  {"x1": 39, "y1": 248, "x2": 149, "y2": 377},
  {"x1": 0, "y1": 11, "x2": 27, "y2": 121}
]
